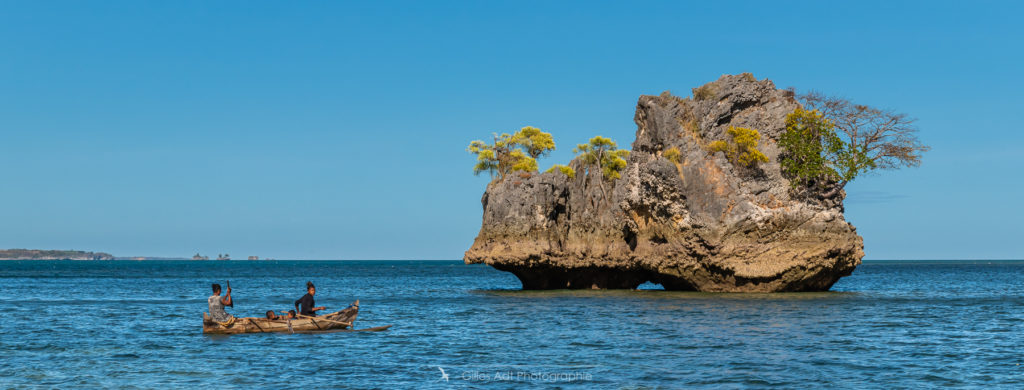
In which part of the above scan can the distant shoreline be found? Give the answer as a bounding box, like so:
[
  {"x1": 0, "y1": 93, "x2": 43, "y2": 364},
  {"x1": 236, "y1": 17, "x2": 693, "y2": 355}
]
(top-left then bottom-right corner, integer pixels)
[
  {"x1": 0, "y1": 249, "x2": 114, "y2": 261},
  {"x1": 0, "y1": 257, "x2": 224, "y2": 260}
]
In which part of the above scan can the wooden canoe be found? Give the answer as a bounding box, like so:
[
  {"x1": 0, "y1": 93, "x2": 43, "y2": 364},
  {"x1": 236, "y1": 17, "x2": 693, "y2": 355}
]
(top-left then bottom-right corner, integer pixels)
[{"x1": 203, "y1": 300, "x2": 361, "y2": 334}]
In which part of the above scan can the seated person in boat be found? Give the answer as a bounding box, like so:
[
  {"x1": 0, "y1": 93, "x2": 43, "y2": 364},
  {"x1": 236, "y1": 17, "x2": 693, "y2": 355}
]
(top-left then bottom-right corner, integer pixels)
[
  {"x1": 294, "y1": 281, "x2": 326, "y2": 317},
  {"x1": 264, "y1": 310, "x2": 298, "y2": 321},
  {"x1": 208, "y1": 283, "x2": 234, "y2": 324}
]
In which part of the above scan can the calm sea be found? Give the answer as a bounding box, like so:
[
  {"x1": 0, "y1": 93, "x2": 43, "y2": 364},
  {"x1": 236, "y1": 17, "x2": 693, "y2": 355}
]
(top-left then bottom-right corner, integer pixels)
[{"x1": 1, "y1": 260, "x2": 1023, "y2": 388}]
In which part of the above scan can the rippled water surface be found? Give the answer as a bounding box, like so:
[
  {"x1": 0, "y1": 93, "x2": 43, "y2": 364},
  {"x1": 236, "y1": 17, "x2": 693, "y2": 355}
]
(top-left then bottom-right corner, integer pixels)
[{"x1": 2, "y1": 260, "x2": 1024, "y2": 388}]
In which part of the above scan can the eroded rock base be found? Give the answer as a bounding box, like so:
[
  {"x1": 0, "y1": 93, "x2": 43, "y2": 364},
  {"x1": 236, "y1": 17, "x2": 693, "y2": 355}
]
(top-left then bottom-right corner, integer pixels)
[{"x1": 494, "y1": 264, "x2": 653, "y2": 290}]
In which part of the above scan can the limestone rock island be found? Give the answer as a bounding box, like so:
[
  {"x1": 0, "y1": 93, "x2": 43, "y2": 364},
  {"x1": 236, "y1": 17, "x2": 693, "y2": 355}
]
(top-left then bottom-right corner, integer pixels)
[{"x1": 464, "y1": 75, "x2": 864, "y2": 292}]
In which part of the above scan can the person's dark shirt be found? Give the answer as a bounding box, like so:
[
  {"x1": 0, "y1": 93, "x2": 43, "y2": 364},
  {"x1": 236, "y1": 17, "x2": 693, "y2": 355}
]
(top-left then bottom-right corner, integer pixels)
[{"x1": 295, "y1": 293, "x2": 316, "y2": 316}]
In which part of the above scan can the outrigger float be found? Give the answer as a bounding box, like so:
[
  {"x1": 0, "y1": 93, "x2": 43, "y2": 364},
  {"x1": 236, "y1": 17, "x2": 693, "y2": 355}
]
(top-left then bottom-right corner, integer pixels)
[{"x1": 202, "y1": 300, "x2": 392, "y2": 334}]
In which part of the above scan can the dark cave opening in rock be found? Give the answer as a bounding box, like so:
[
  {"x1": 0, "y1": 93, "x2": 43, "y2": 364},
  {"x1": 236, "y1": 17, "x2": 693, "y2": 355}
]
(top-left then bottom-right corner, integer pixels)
[{"x1": 622, "y1": 226, "x2": 638, "y2": 251}]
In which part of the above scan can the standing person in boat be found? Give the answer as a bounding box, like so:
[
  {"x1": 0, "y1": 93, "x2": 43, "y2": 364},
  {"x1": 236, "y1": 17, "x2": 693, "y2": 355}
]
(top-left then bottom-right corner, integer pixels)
[
  {"x1": 294, "y1": 281, "x2": 325, "y2": 317},
  {"x1": 208, "y1": 283, "x2": 234, "y2": 325}
]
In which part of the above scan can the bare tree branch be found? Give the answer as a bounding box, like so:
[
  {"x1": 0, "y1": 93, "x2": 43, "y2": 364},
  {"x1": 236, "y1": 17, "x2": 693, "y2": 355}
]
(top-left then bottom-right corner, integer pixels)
[{"x1": 800, "y1": 91, "x2": 929, "y2": 186}]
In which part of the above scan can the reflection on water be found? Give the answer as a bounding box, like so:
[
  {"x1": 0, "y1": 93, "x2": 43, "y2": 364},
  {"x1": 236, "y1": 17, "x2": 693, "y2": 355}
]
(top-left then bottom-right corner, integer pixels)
[
  {"x1": 1, "y1": 260, "x2": 1023, "y2": 388},
  {"x1": 480, "y1": 288, "x2": 857, "y2": 300}
]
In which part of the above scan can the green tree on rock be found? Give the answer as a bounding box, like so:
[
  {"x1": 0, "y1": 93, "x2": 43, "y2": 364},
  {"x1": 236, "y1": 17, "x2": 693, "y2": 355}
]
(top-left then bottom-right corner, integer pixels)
[
  {"x1": 574, "y1": 136, "x2": 630, "y2": 180},
  {"x1": 467, "y1": 126, "x2": 555, "y2": 181},
  {"x1": 780, "y1": 92, "x2": 929, "y2": 198},
  {"x1": 574, "y1": 136, "x2": 630, "y2": 200},
  {"x1": 513, "y1": 126, "x2": 556, "y2": 159},
  {"x1": 467, "y1": 140, "x2": 500, "y2": 177},
  {"x1": 779, "y1": 108, "x2": 852, "y2": 188}
]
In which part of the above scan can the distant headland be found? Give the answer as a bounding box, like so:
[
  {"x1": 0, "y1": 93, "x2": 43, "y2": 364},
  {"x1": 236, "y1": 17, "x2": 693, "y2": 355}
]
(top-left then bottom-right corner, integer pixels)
[
  {"x1": 0, "y1": 248, "x2": 218, "y2": 260},
  {"x1": 0, "y1": 249, "x2": 275, "y2": 260},
  {"x1": 0, "y1": 249, "x2": 115, "y2": 260},
  {"x1": 0, "y1": 249, "x2": 277, "y2": 261}
]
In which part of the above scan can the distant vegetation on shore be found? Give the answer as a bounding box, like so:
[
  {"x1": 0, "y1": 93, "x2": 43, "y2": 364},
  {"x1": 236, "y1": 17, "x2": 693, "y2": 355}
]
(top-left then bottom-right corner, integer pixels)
[{"x1": 0, "y1": 249, "x2": 115, "y2": 260}]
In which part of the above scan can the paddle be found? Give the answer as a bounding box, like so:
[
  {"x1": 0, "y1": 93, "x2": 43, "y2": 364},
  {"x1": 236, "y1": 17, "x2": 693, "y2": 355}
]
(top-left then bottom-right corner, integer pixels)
[
  {"x1": 297, "y1": 314, "x2": 352, "y2": 327},
  {"x1": 225, "y1": 280, "x2": 234, "y2": 308},
  {"x1": 279, "y1": 311, "x2": 353, "y2": 327},
  {"x1": 276, "y1": 312, "x2": 294, "y2": 333}
]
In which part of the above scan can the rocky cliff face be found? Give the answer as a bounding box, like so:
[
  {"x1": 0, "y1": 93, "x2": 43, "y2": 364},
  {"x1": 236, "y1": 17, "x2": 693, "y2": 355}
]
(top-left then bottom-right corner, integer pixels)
[{"x1": 464, "y1": 74, "x2": 864, "y2": 292}]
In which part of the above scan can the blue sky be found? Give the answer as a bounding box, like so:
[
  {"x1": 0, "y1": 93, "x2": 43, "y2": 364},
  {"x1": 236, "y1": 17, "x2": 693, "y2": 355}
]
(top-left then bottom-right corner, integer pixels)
[{"x1": 0, "y1": 1, "x2": 1021, "y2": 259}]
